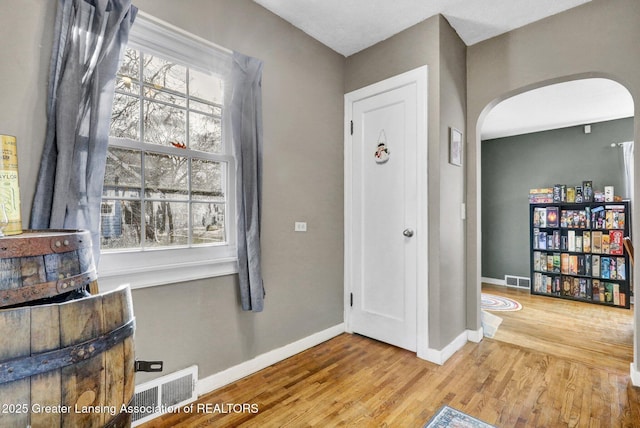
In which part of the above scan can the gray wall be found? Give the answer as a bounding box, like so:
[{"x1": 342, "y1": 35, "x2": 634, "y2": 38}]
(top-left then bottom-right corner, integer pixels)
[
  {"x1": 0, "y1": 1, "x2": 55, "y2": 222},
  {"x1": 437, "y1": 19, "x2": 467, "y2": 347},
  {"x1": 482, "y1": 118, "x2": 633, "y2": 280},
  {"x1": 7, "y1": 0, "x2": 638, "y2": 385},
  {"x1": 466, "y1": 0, "x2": 640, "y2": 368},
  {"x1": 1, "y1": 0, "x2": 346, "y2": 383},
  {"x1": 346, "y1": 16, "x2": 467, "y2": 350}
]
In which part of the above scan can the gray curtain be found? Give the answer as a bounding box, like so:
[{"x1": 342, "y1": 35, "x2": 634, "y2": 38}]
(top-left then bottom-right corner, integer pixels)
[
  {"x1": 30, "y1": 0, "x2": 137, "y2": 264},
  {"x1": 232, "y1": 52, "x2": 265, "y2": 312},
  {"x1": 622, "y1": 141, "x2": 634, "y2": 200}
]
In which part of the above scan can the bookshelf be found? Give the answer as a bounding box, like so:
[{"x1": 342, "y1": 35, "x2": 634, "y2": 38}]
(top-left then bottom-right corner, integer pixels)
[{"x1": 530, "y1": 201, "x2": 631, "y2": 309}]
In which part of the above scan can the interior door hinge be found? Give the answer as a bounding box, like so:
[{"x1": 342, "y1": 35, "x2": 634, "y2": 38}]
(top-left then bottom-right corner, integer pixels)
[
  {"x1": 350, "y1": 293, "x2": 353, "y2": 307},
  {"x1": 350, "y1": 121, "x2": 353, "y2": 135}
]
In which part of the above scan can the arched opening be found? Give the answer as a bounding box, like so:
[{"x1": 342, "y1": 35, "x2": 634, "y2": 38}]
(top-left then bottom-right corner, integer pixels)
[{"x1": 476, "y1": 76, "x2": 635, "y2": 370}]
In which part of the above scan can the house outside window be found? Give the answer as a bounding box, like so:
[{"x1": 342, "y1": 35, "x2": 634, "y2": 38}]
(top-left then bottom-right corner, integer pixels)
[{"x1": 98, "y1": 13, "x2": 237, "y2": 289}]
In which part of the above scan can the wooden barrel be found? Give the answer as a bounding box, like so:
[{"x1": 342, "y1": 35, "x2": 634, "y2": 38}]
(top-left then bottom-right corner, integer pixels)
[
  {"x1": 0, "y1": 230, "x2": 98, "y2": 308},
  {"x1": 0, "y1": 285, "x2": 135, "y2": 427}
]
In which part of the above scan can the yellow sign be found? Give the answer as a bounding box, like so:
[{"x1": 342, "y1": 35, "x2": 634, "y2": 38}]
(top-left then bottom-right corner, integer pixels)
[{"x1": 0, "y1": 135, "x2": 22, "y2": 235}]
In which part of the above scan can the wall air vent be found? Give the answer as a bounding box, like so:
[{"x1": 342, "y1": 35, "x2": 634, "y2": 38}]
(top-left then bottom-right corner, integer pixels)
[
  {"x1": 132, "y1": 365, "x2": 198, "y2": 426},
  {"x1": 504, "y1": 275, "x2": 530, "y2": 289}
]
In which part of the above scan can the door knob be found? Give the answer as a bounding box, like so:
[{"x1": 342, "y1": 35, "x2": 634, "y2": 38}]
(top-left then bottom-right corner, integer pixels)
[{"x1": 403, "y1": 229, "x2": 414, "y2": 237}]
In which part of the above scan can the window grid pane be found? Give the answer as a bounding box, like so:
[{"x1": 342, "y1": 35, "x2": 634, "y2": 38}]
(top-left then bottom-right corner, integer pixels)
[
  {"x1": 191, "y1": 159, "x2": 225, "y2": 202},
  {"x1": 189, "y1": 111, "x2": 222, "y2": 153},
  {"x1": 143, "y1": 54, "x2": 187, "y2": 94},
  {"x1": 192, "y1": 202, "x2": 226, "y2": 245},
  {"x1": 145, "y1": 201, "x2": 189, "y2": 248},
  {"x1": 100, "y1": 199, "x2": 143, "y2": 250},
  {"x1": 144, "y1": 151, "x2": 189, "y2": 200},
  {"x1": 103, "y1": 147, "x2": 142, "y2": 198},
  {"x1": 111, "y1": 93, "x2": 140, "y2": 141},
  {"x1": 143, "y1": 100, "x2": 187, "y2": 147}
]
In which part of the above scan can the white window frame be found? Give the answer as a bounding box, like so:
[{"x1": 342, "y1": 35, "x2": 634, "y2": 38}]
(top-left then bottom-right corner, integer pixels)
[{"x1": 98, "y1": 12, "x2": 237, "y2": 291}]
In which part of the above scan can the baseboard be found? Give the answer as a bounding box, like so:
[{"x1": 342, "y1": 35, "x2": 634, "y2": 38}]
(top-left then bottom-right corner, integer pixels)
[
  {"x1": 196, "y1": 323, "x2": 345, "y2": 396},
  {"x1": 481, "y1": 277, "x2": 505, "y2": 286},
  {"x1": 419, "y1": 330, "x2": 468, "y2": 365},
  {"x1": 630, "y1": 362, "x2": 640, "y2": 387},
  {"x1": 467, "y1": 327, "x2": 484, "y2": 343}
]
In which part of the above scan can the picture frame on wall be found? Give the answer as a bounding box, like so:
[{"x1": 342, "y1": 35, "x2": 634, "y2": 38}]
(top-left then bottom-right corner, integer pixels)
[{"x1": 449, "y1": 127, "x2": 462, "y2": 166}]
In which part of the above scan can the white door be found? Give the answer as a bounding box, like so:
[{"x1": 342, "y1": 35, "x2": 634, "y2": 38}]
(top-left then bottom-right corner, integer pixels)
[{"x1": 345, "y1": 69, "x2": 426, "y2": 353}]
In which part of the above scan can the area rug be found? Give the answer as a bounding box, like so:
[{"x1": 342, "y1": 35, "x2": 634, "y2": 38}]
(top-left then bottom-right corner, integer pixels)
[
  {"x1": 481, "y1": 293, "x2": 522, "y2": 311},
  {"x1": 425, "y1": 405, "x2": 495, "y2": 428}
]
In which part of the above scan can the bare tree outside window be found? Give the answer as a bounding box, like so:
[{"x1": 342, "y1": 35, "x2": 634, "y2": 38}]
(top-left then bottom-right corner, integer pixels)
[{"x1": 102, "y1": 48, "x2": 226, "y2": 251}]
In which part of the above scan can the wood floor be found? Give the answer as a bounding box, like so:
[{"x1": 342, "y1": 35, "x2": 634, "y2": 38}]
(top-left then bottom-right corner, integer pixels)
[
  {"x1": 141, "y1": 285, "x2": 640, "y2": 427},
  {"x1": 483, "y1": 283, "x2": 634, "y2": 374}
]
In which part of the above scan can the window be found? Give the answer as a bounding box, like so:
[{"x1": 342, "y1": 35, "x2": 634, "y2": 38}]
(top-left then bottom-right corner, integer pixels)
[
  {"x1": 98, "y1": 13, "x2": 236, "y2": 289},
  {"x1": 103, "y1": 47, "x2": 227, "y2": 250}
]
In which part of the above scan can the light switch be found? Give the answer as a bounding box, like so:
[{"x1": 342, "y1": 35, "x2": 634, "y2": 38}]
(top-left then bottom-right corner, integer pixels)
[{"x1": 294, "y1": 222, "x2": 307, "y2": 232}]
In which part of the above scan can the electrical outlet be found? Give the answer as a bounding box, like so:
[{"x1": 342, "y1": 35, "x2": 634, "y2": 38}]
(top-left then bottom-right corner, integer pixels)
[{"x1": 294, "y1": 222, "x2": 307, "y2": 232}]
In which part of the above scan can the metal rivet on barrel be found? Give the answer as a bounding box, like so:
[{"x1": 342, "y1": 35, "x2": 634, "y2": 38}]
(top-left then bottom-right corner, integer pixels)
[
  {"x1": 63, "y1": 240, "x2": 69, "y2": 246},
  {"x1": 55, "y1": 241, "x2": 62, "y2": 247}
]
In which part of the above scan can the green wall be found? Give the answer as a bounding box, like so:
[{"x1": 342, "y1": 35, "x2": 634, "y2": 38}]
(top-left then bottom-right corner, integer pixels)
[{"x1": 481, "y1": 117, "x2": 633, "y2": 280}]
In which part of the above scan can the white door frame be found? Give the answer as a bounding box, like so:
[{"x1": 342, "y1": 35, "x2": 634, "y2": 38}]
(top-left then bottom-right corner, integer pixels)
[{"x1": 344, "y1": 66, "x2": 429, "y2": 359}]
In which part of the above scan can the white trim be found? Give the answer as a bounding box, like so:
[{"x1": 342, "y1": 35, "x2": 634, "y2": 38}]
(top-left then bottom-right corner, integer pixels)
[
  {"x1": 467, "y1": 327, "x2": 484, "y2": 343},
  {"x1": 101, "y1": 11, "x2": 237, "y2": 289},
  {"x1": 420, "y1": 331, "x2": 468, "y2": 365},
  {"x1": 97, "y1": 257, "x2": 237, "y2": 292},
  {"x1": 481, "y1": 276, "x2": 505, "y2": 286},
  {"x1": 129, "y1": 11, "x2": 232, "y2": 74},
  {"x1": 344, "y1": 65, "x2": 429, "y2": 358},
  {"x1": 631, "y1": 363, "x2": 640, "y2": 387},
  {"x1": 414, "y1": 66, "x2": 430, "y2": 359},
  {"x1": 631, "y1": 363, "x2": 640, "y2": 386},
  {"x1": 196, "y1": 324, "x2": 345, "y2": 397},
  {"x1": 343, "y1": 86, "x2": 354, "y2": 331},
  {"x1": 99, "y1": 246, "x2": 237, "y2": 291}
]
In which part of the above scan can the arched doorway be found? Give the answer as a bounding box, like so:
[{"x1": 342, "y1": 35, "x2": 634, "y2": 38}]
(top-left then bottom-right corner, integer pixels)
[{"x1": 473, "y1": 75, "x2": 636, "y2": 376}]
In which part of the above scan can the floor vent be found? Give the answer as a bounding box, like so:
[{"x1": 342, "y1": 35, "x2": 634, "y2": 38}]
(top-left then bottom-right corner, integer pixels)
[
  {"x1": 132, "y1": 365, "x2": 198, "y2": 427},
  {"x1": 504, "y1": 275, "x2": 530, "y2": 289}
]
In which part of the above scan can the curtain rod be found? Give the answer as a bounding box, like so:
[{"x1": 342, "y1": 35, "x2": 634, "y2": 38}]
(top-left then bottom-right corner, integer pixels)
[
  {"x1": 610, "y1": 141, "x2": 633, "y2": 148},
  {"x1": 135, "y1": 10, "x2": 233, "y2": 55}
]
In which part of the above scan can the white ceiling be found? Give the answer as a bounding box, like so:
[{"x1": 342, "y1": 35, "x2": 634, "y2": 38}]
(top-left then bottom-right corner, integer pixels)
[
  {"x1": 253, "y1": 0, "x2": 592, "y2": 57},
  {"x1": 253, "y1": 0, "x2": 634, "y2": 138},
  {"x1": 482, "y1": 79, "x2": 634, "y2": 140}
]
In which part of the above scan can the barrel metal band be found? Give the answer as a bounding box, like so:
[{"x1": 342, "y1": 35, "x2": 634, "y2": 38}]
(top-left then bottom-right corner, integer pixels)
[
  {"x1": 0, "y1": 318, "x2": 135, "y2": 384},
  {"x1": 104, "y1": 396, "x2": 135, "y2": 428},
  {"x1": 0, "y1": 268, "x2": 97, "y2": 308},
  {"x1": 0, "y1": 229, "x2": 92, "y2": 258}
]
